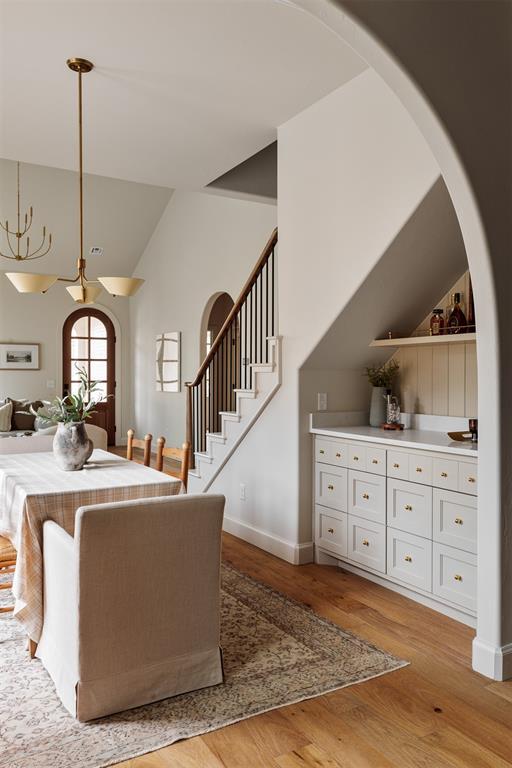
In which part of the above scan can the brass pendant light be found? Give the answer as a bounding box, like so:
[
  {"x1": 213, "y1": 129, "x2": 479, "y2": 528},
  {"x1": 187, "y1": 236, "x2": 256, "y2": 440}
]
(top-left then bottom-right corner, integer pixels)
[
  {"x1": 0, "y1": 161, "x2": 53, "y2": 261},
  {"x1": 5, "y1": 58, "x2": 144, "y2": 303}
]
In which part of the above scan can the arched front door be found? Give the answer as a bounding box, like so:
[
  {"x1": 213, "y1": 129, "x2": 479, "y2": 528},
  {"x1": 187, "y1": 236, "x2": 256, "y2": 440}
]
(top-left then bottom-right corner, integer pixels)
[{"x1": 63, "y1": 308, "x2": 116, "y2": 445}]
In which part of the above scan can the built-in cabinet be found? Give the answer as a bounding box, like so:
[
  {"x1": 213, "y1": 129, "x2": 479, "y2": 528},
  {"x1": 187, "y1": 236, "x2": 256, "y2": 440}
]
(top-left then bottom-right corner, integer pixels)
[{"x1": 313, "y1": 434, "x2": 478, "y2": 623}]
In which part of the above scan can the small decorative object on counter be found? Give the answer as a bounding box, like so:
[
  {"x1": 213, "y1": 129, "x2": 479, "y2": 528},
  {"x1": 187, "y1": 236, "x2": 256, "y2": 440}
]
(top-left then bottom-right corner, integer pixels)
[
  {"x1": 469, "y1": 418, "x2": 478, "y2": 442},
  {"x1": 365, "y1": 360, "x2": 400, "y2": 428},
  {"x1": 447, "y1": 292, "x2": 467, "y2": 334},
  {"x1": 430, "y1": 308, "x2": 445, "y2": 336},
  {"x1": 384, "y1": 390, "x2": 402, "y2": 425}
]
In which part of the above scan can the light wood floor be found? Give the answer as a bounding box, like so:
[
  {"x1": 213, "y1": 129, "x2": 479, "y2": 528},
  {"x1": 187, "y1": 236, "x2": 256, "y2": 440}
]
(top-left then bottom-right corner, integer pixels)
[{"x1": 114, "y1": 533, "x2": 512, "y2": 768}]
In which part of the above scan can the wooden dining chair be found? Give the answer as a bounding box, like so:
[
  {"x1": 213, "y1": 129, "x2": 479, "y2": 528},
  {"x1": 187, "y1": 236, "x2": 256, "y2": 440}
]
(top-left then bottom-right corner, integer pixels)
[
  {"x1": 126, "y1": 429, "x2": 152, "y2": 467},
  {"x1": 156, "y1": 438, "x2": 191, "y2": 492},
  {"x1": 0, "y1": 535, "x2": 16, "y2": 614}
]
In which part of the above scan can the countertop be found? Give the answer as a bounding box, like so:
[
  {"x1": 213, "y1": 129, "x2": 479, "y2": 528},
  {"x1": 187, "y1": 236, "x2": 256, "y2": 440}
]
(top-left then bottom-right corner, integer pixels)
[{"x1": 310, "y1": 425, "x2": 478, "y2": 458}]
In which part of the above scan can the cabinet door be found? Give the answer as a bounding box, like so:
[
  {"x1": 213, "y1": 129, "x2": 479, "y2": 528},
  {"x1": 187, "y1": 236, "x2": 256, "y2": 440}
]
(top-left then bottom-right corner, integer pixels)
[
  {"x1": 366, "y1": 446, "x2": 386, "y2": 476},
  {"x1": 408, "y1": 454, "x2": 433, "y2": 486},
  {"x1": 433, "y1": 543, "x2": 477, "y2": 611},
  {"x1": 433, "y1": 457, "x2": 459, "y2": 491},
  {"x1": 315, "y1": 464, "x2": 347, "y2": 513},
  {"x1": 347, "y1": 515, "x2": 386, "y2": 573},
  {"x1": 387, "y1": 478, "x2": 432, "y2": 538},
  {"x1": 387, "y1": 528, "x2": 432, "y2": 592},
  {"x1": 458, "y1": 462, "x2": 478, "y2": 496},
  {"x1": 348, "y1": 470, "x2": 386, "y2": 524},
  {"x1": 433, "y1": 488, "x2": 477, "y2": 554},
  {"x1": 315, "y1": 506, "x2": 347, "y2": 558},
  {"x1": 387, "y1": 450, "x2": 409, "y2": 480}
]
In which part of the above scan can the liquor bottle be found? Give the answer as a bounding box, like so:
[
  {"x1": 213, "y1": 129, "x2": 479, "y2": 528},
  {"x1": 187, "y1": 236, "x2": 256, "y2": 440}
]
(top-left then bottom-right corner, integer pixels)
[
  {"x1": 447, "y1": 292, "x2": 467, "y2": 334},
  {"x1": 467, "y1": 277, "x2": 476, "y2": 332},
  {"x1": 430, "y1": 309, "x2": 445, "y2": 336}
]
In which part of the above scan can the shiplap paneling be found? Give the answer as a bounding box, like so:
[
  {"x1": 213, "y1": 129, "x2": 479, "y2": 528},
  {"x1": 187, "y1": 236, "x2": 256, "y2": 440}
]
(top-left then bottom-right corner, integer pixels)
[
  {"x1": 465, "y1": 343, "x2": 478, "y2": 418},
  {"x1": 432, "y1": 345, "x2": 449, "y2": 415},
  {"x1": 448, "y1": 343, "x2": 466, "y2": 416}
]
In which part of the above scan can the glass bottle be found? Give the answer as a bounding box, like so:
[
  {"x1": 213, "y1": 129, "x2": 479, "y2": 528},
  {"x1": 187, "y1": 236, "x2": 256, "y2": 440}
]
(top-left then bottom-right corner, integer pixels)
[
  {"x1": 430, "y1": 309, "x2": 445, "y2": 336},
  {"x1": 447, "y1": 292, "x2": 467, "y2": 334},
  {"x1": 467, "y1": 277, "x2": 476, "y2": 332}
]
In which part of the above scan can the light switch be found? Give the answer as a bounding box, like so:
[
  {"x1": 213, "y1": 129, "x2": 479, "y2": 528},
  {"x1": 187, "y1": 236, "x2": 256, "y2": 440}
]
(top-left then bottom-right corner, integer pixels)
[
  {"x1": 46, "y1": 380, "x2": 55, "y2": 389},
  {"x1": 317, "y1": 393, "x2": 328, "y2": 411}
]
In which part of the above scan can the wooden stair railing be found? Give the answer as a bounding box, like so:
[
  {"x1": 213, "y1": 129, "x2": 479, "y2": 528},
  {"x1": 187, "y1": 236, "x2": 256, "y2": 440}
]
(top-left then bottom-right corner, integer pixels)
[{"x1": 186, "y1": 228, "x2": 278, "y2": 466}]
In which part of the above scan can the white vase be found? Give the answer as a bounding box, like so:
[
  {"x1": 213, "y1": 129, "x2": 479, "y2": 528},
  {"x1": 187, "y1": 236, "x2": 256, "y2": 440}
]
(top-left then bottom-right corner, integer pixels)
[
  {"x1": 369, "y1": 387, "x2": 387, "y2": 427},
  {"x1": 53, "y1": 422, "x2": 93, "y2": 471}
]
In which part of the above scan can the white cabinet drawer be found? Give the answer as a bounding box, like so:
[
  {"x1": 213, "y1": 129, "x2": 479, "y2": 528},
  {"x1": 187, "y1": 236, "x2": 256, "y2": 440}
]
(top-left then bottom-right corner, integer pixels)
[
  {"x1": 366, "y1": 446, "x2": 386, "y2": 476},
  {"x1": 408, "y1": 454, "x2": 433, "y2": 486},
  {"x1": 387, "y1": 528, "x2": 432, "y2": 592},
  {"x1": 458, "y1": 462, "x2": 478, "y2": 496},
  {"x1": 433, "y1": 457, "x2": 459, "y2": 491},
  {"x1": 348, "y1": 444, "x2": 366, "y2": 472},
  {"x1": 433, "y1": 543, "x2": 477, "y2": 611},
  {"x1": 387, "y1": 478, "x2": 432, "y2": 538},
  {"x1": 348, "y1": 516, "x2": 386, "y2": 573},
  {"x1": 387, "y1": 450, "x2": 409, "y2": 481},
  {"x1": 316, "y1": 506, "x2": 348, "y2": 557},
  {"x1": 433, "y1": 489, "x2": 477, "y2": 554},
  {"x1": 315, "y1": 464, "x2": 347, "y2": 512},
  {"x1": 348, "y1": 470, "x2": 386, "y2": 524},
  {"x1": 315, "y1": 438, "x2": 348, "y2": 468}
]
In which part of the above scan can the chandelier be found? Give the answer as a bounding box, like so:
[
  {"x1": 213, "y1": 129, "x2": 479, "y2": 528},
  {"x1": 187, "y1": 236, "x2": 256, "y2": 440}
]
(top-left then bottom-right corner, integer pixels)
[
  {"x1": 5, "y1": 58, "x2": 143, "y2": 304},
  {"x1": 1, "y1": 161, "x2": 53, "y2": 261}
]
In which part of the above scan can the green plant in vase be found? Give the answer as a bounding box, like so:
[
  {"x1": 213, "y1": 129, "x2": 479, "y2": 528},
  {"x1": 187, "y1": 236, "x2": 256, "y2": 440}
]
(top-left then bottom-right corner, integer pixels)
[{"x1": 365, "y1": 360, "x2": 400, "y2": 427}]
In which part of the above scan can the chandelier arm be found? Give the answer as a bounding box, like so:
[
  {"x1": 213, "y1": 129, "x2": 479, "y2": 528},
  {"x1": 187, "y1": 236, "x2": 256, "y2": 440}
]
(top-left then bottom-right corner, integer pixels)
[
  {"x1": 24, "y1": 228, "x2": 50, "y2": 259},
  {"x1": 18, "y1": 207, "x2": 33, "y2": 238},
  {"x1": 0, "y1": 248, "x2": 17, "y2": 259},
  {"x1": 5, "y1": 230, "x2": 19, "y2": 258},
  {"x1": 57, "y1": 273, "x2": 81, "y2": 283}
]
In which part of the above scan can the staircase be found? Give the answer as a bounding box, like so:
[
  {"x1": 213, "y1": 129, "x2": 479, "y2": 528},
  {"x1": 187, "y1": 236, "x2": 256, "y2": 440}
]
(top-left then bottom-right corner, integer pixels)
[{"x1": 186, "y1": 229, "x2": 280, "y2": 493}]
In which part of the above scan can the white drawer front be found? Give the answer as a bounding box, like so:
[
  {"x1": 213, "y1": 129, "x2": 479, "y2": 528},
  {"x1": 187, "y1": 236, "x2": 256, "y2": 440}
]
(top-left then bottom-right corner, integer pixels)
[
  {"x1": 366, "y1": 446, "x2": 387, "y2": 476},
  {"x1": 408, "y1": 454, "x2": 433, "y2": 486},
  {"x1": 349, "y1": 445, "x2": 367, "y2": 472},
  {"x1": 387, "y1": 528, "x2": 432, "y2": 592},
  {"x1": 316, "y1": 506, "x2": 348, "y2": 557},
  {"x1": 433, "y1": 489, "x2": 477, "y2": 554},
  {"x1": 433, "y1": 543, "x2": 477, "y2": 611},
  {"x1": 315, "y1": 438, "x2": 348, "y2": 468},
  {"x1": 387, "y1": 450, "x2": 409, "y2": 481},
  {"x1": 347, "y1": 515, "x2": 386, "y2": 573},
  {"x1": 433, "y1": 457, "x2": 459, "y2": 491},
  {"x1": 315, "y1": 465, "x2": 347, "y2": 512},
  {"x1": 458, "y1": 462, "x2": 478, "y2": 496},
  {"x1": 387, "y1": 478, "x2": 432, "y2": 538},
  {"x1": 348, "y1": 470, "x2": 386, "y2": 524}
]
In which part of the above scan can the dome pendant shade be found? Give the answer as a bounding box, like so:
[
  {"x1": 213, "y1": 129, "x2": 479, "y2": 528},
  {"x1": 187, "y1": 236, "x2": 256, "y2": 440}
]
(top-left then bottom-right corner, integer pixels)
[
  {"x1": 97, "y1": 276, "x2": 144, "y2": 297},
  {"x1": 66, "y1": 283, "x2": 102, "y2": 305},
  {"x1": 5, "y1": 272, "x2": 58, "y2": 293}
]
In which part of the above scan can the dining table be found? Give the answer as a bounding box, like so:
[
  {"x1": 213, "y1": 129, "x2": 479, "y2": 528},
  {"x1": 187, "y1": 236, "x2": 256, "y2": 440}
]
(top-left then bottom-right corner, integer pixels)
[{"x1": 0, "y1": 449, "x2": 181, "y2": 644}]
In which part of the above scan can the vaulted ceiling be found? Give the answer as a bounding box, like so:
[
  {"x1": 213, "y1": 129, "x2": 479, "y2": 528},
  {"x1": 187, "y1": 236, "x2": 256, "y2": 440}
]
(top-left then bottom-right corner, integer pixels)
[{"x1": 0, "y1": 0, "x2": 367, "y2": 189}]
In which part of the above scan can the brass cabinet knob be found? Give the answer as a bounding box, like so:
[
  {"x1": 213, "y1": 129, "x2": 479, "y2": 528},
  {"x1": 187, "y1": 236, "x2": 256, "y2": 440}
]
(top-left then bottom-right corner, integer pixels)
[
  {"x1": 416, "y1": 467, "x2": 422, "y2": 473},
  {"x1": 454, "y1": 517, "x2": 464, "y2": 525},
  {"x1": 353, "y1": 456, "x2": 359, "y2": 461},
  {"x1": 327, "y1": 527, "x2": 334, "y2": 534},
  {"x1": 454, "y1": 574, "x2": 463, "y2": 582},
  {"x1": 327, "y1": 484, "x2": 334, "y2": 491},
  {"x1": 468, "y1": 477, "x2": 476, "y2": 483},
  {"x1": 362, "y1": 493, "x2": 370, "y2": 500},
  {"x1": 404, "y1": 555, "x2": 412, "y2": 562},
  {"x1": 404, "y1": 504, "x2": 413, "y2": 511},
  {"x1": 441, "y1": 472, "x2": 448, "y2": 478},
  {"x1": 335, "y1": 452, "x2": 341, "y2": 458},
  {"x1": 393, "y1": 463, "x2": 400, "y2": 468},
  {"x1": 362, "y1": 539, "x2": 370, "y2": 547},
  {"x1": 319, "y1": 449, "x2": 325, "y2": 455},
  {"x1": 372, "y1": 459, "x2": 378, "y2": 464}
]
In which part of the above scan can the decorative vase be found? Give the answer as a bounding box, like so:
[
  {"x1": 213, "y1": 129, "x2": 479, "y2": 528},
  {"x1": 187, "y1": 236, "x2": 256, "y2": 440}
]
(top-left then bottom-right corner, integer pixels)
[
  {"x1": 53, "y1": 421, "x2": 93, "y2": 471},
  {"x1": 369, "y1": 386, "x2": 387, "y2": 427}
]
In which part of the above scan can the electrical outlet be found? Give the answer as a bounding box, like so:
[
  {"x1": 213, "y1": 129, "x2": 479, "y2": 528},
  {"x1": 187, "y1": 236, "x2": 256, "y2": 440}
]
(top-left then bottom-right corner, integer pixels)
[
  {"x1": 46, "y1": 380, "x2": 55, "y2": 389},
  {"x1": 240, "y1": 483, "x2": 246, "y2": 501},
  {"x1": 317, "y1": 393, "x2": 328, "y2": 411}
]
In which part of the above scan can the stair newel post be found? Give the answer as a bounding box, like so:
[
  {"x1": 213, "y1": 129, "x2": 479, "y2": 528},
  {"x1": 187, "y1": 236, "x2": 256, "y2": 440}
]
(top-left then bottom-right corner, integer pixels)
[{"x1": 186, "y1": 383, "x2": 195, "y2": 469}]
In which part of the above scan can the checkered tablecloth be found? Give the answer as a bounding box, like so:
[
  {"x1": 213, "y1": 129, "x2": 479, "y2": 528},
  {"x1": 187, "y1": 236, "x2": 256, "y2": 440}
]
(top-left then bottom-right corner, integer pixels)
[{"x1": 0, "y1": 449, "x2": 180, "y2": 641}]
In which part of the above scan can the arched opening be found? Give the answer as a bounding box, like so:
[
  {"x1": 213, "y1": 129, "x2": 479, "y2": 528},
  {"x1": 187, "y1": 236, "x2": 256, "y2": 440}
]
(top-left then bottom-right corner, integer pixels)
[
  {"x1": 200, "y1": 292, "x2": 235, "y2": 363},
  {"x1": 62, "y1": 308, "x2": 116, "y2": 445}
]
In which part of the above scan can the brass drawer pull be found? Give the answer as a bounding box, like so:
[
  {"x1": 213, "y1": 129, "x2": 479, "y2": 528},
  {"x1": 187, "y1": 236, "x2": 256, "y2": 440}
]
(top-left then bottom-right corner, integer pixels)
[
  {"x1": 362, "y1": 539, "x2": 370, "y2": 547},
  {"x1": 454, "y1": 517, "x2": 464, "y2": 525},
  {"x1": 441, "y1": 472, "x2": 448, "y2": 478},
  {"x1": 404, "y1": 504, "x2": 413, "y2": 511},
  {"x1": 335, "y1": 453, "x2": 341, "y2": 458},
  {"x1": 327, "y1": 484, "x2": 334, "y2": 491},
  {"x1": 454, "y1": 574, "x2": 463, "y2": 582},
  {"x1": 404, "y1": 555, "x2": 412, "y2": 562},
  {"x1": 362, "y1": 493, "x2": 370, "y2": 500},
  {"x1": 319, "y1": 449, "x2": 325, "y2": 455},
  {"x1": 372, "y1": 459, "x2": 378, "y2": 464},
  {"x1": 393, "y1": 463, "x2": 400, "y2": 469},
  {"x1": 353, "y1": 456, "x2": 359, "y2": 461},
  {"x1": 468, "y1": 477, "x2": 476, "y2": 483},
  {"x1": 416, "y1": 467, "x2": 422, "y2": 473},
  {"x1": 327, "y1": 527, "x2": 334, "y2": 534}
]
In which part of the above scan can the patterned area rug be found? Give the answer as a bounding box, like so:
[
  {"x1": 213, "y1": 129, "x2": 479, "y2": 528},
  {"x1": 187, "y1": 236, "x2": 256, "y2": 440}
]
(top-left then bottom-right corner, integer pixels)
[{"x1": 0, "y1": 563, "x2": 408, "y2": 768}]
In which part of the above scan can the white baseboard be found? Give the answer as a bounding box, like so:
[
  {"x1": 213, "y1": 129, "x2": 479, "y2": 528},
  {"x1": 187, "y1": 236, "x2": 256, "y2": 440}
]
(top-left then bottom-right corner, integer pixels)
[
  {"x1": 223, "y1": 515, "x2": 313, "y2": 565},
  {"x1": 472, "y1": 637, "x2": 512, "y2": 680}
]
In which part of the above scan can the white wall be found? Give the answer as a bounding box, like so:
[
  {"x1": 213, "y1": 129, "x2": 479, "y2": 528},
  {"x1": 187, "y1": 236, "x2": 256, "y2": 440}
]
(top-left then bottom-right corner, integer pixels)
[
  {"x1": 212, "y1": 68, "x2": 439, "y2": 562},
  {"x1": 129, "y1": 190, "x2": 276, "y2": 443}
]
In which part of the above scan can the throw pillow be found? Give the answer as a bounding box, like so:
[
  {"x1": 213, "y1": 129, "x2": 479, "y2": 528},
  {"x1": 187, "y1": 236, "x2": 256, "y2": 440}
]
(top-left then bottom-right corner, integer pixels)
[
  {"x1": 7, "y1": 398, "x2": 43, "y2": 431},
  {"x1": 0, "y1": 401, "x2": 13, "y2": 432}
]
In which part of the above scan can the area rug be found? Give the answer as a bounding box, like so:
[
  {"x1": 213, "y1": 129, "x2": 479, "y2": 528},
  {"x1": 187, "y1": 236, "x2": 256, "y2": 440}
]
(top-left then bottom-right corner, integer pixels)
[{"x1": 0, "y1": 563, "x2": 408, "y2": 768}]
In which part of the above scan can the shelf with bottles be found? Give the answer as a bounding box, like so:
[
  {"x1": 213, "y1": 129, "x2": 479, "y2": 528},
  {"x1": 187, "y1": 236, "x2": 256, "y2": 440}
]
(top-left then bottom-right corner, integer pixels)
[{"x1": 370, "y1": 331, "x2": 476, "y2": 348}]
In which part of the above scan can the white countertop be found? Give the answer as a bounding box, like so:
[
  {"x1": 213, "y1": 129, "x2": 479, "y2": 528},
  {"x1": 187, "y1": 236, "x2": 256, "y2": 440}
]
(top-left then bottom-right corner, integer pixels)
[{"x1": 310, "y1": 425, "x2": 478, "y2": 457}]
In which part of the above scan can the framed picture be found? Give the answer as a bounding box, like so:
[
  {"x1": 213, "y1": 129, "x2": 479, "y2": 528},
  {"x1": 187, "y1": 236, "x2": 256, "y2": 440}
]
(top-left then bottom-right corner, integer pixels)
[
  {"x1": 156, "y1": 332, "x2": 180, "y2": 392},
  {"x1": 0, "y1": 343, "x2": 40, "y2": 370}
]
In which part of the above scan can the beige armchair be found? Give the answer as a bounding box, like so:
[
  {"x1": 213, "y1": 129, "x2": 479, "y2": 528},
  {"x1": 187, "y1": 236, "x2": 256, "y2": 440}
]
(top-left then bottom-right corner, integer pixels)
[{"x1": 36, "y1": 493, "x2": 225, "y2": 721}]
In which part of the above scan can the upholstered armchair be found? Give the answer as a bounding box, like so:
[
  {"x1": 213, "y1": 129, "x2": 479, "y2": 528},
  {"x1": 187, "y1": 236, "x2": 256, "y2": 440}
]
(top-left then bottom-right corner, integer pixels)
[{"x1": 36, "y1": 493, "x2": 225, "y2": 721}]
